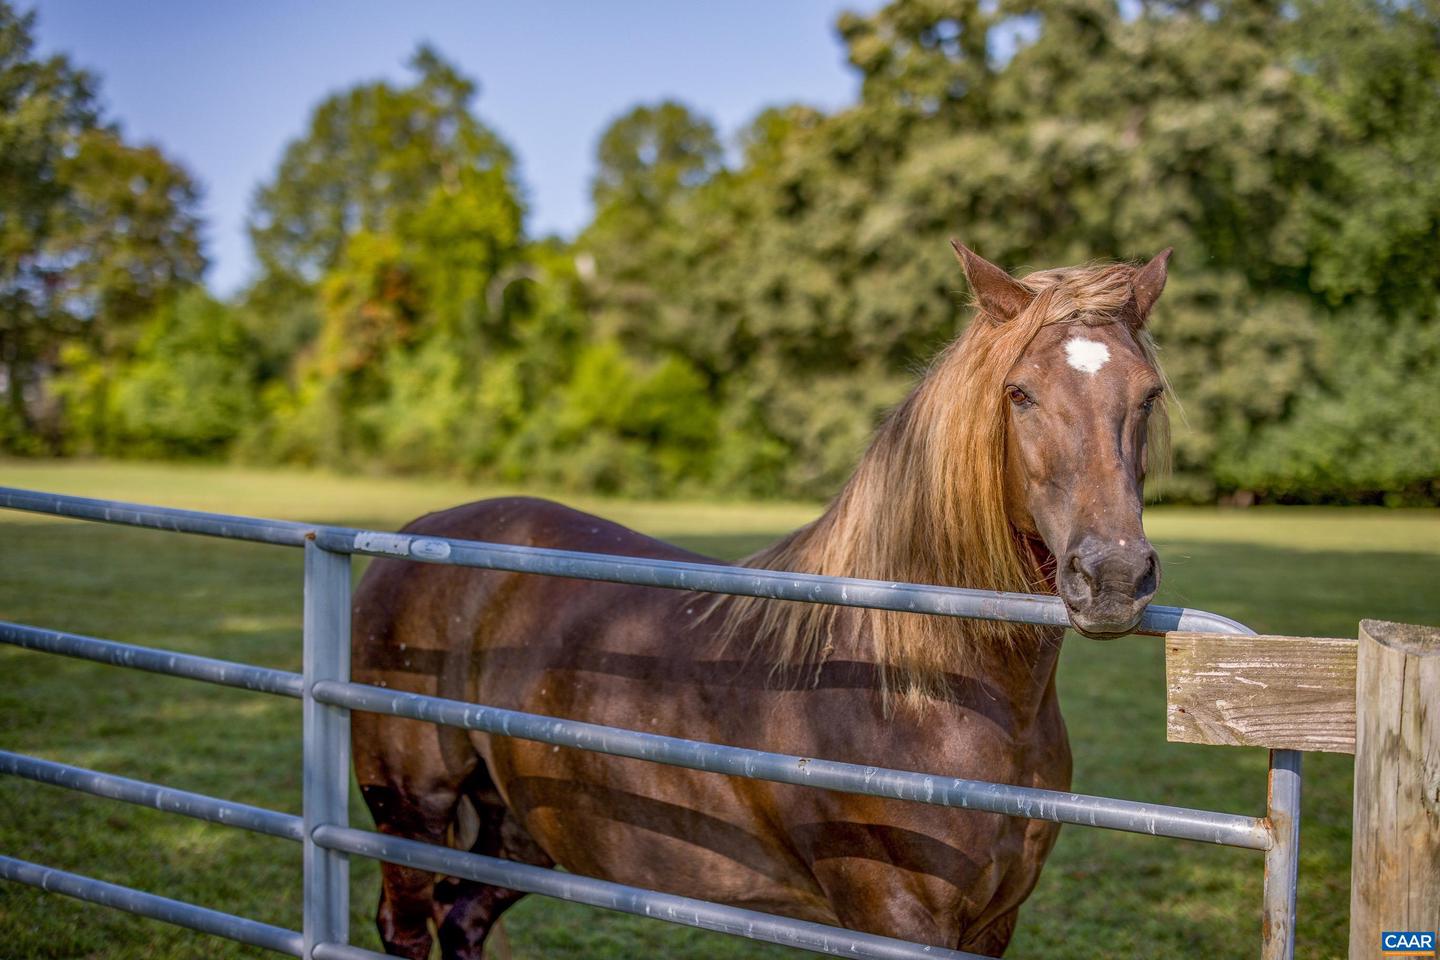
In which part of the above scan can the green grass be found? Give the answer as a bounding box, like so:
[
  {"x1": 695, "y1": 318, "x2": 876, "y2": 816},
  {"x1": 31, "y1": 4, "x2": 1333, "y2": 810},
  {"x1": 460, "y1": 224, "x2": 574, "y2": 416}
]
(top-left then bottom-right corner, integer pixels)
[{"x1": 1, "y1": 460, "x2": 1436, "y2": 959}]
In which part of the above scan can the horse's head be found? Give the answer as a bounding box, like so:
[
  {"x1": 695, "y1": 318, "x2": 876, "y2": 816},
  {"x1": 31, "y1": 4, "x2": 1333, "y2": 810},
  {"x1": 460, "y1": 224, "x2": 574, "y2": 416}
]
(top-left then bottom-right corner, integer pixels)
[{"x1": 953, "y1": 242, "x2": 1172, "y2": 638}]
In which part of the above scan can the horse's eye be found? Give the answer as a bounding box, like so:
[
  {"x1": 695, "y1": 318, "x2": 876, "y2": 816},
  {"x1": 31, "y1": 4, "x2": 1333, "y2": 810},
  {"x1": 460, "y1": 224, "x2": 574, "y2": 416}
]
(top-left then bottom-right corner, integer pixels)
[
  {"x1": 1141, "y1": 390, "x2": 1162, "y2": 412},
  {"x1": 1006, "y1": 386, "x2": 1032, "y2": 407}
]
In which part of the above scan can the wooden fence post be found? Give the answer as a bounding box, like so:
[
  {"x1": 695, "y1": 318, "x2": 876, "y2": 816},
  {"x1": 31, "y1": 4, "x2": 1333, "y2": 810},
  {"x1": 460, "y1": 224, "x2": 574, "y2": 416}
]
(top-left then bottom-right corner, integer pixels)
[{"x1": 1348, "y1": 619, "x2": 1440, "y2": 960}]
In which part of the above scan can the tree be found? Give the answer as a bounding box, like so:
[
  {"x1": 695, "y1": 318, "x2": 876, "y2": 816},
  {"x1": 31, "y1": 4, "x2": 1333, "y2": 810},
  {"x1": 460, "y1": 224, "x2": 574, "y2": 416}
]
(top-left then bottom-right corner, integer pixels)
[
  {"x1": 579, "y1": 101, "x2": 724, "y2": 357},
  {"x1": 591, "y1": 101, "x2": 723, "y2": 211},
  {"x1": 0, "y1": 2, "x2": 98, "y2": 448},
  {"x1": 0, "y1": 2, "x2": 205, "y2": 451},
  {"x1": 246, "y1": 46, "x2": 516, "y2": 336},
  {"x1": 247, "y1": 47, "x2": 532, "y2": 473}
]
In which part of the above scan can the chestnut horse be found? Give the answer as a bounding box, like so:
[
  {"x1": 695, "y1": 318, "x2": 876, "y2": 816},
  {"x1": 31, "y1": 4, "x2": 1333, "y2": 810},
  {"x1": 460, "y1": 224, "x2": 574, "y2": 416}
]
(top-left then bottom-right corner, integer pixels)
[{"x1": 351, "y1": 243, "x2": 1173, "y2": 958}]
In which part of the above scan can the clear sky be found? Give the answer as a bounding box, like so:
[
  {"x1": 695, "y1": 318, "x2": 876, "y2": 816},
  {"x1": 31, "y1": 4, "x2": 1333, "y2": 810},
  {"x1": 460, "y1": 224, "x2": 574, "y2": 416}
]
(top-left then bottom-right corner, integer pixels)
[{"x1": 30, "y1": 2, "x2": 876, "y2": 297}]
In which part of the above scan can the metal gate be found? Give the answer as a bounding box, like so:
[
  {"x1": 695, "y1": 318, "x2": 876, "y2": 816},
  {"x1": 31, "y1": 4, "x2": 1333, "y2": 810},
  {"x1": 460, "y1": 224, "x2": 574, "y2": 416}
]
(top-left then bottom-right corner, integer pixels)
[{"x1": 0, "y1": 486, "x2": 1302, "y2": 959}]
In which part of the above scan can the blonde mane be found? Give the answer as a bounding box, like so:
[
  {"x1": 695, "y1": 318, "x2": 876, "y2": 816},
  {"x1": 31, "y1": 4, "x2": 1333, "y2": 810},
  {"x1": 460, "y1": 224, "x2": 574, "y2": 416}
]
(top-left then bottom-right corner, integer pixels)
[{"x1": 711, "y1": 261, "x2": 1170, "y2": 710}]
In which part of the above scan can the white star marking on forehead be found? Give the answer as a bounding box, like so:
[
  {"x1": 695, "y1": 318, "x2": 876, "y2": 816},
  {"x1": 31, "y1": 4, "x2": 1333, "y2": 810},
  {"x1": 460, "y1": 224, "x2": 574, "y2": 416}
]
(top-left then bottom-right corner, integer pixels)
[{"x1": 1064, "y1": 336, "x2": 1110, "y2": 374}]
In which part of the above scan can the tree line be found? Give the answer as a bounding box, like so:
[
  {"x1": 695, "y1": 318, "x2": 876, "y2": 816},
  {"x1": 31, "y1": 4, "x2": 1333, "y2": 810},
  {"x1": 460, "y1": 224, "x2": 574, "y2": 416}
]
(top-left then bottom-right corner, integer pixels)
[{"x1": 2, "y1": 0, "x2": 1437, "y2": 504}]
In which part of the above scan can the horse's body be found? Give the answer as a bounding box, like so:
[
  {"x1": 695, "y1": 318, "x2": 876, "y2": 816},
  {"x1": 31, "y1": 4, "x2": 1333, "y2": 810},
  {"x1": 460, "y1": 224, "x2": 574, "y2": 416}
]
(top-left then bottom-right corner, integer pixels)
[
  {"x1": 353, "y1": 498, "x2": 1069, "y2": 956},
  {"x1": 352, "y1": 245, "x2": 1174, "y2": 958}
]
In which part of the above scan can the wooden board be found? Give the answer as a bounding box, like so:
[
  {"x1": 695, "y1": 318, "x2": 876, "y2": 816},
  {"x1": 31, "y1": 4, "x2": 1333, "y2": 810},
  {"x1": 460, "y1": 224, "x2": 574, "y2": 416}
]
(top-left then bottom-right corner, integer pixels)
[{"x1": 1164, "y1": 632, "x2": 1357, "y2": 754}]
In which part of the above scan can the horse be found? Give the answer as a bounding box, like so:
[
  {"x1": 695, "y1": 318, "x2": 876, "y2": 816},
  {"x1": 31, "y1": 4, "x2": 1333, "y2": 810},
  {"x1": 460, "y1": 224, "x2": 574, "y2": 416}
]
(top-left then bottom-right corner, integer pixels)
[{"x1": 350, "y1": 241, "x2": 1174, "y2": 958}]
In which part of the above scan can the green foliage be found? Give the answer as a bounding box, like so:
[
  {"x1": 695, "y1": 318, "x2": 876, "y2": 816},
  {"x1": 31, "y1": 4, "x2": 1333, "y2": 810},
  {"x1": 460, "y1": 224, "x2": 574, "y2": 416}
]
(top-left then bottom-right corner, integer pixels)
[
  {"x1": 58, "y1": 129, "x2": 207, "y2": 350},
  {"x1": 566, "y1": 0, "x2": 1440, "y2": 502},
  {"x1": 247, "y1": 45, "x2": 515, "y2": 292},
  {"x1": 109, "y1": 291, "x2": 258, "y2": 456},
  {"x1": 1221, "y1": 314, "x2": 1440, "y2": 504},
  {"x1": 506, "y1": 341, "x2": 719, "y2": 494},
  {"x1": 236, "y1": 49, "x2": 537, "y2": 478},
  {"x1": 591, "y1": 100, "x2": 724, "y2": 210},
  {"x1": 0, "y1": 2, "x2": 97, "y2": 451},
  {"x1": 8, "y1": 0, "x2": 1440, "y2": 503},
  {"x1": 51, "y1": 290, "x2": 258, "y2": 458},
  {"x1": 0, "y1": 1, "x2": 204, "y2": 453}
]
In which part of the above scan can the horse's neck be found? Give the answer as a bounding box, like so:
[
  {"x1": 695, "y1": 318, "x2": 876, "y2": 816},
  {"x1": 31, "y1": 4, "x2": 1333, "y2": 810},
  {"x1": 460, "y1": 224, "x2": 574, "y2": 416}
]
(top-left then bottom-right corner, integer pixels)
[
  {"x1": 737, "y1": 369, "x2": 1068, "y2": 715},
  {"x1": 795, "y1": 488, "x2": 1065, "y2": 719}
]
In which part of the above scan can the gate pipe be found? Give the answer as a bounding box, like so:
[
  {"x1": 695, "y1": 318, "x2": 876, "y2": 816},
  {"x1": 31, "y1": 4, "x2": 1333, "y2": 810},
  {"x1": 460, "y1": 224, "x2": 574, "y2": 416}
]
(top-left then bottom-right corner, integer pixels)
[
  {"x1": 314, "y1": 679, "x2": 1274, "y2": 850},
  {"x1": 0, "y1": 485, "x2": 1254, "y2": 636},
  {"x1": 0, "y1": 621, "x2": 303, "y2": 698},
  {"x1": 315, "y1": 824, "x2": 993, "y2": 960},
  {"x1": 0, "y1": 855, "x2": 303, "y2": 956},
  {"x1": 318, "y1": 527, "x2": 1255, "y2": 636},
  {"x1": 0, "y1": 750, "x2": 302, "y2": 842}
]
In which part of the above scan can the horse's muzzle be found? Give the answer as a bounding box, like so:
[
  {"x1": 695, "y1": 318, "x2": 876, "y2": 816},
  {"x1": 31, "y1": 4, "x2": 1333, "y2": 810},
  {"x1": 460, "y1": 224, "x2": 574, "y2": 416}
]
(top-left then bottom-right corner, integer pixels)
[{"x1": 1058, "y1": 536, "x2": 1160, "y2": 638}]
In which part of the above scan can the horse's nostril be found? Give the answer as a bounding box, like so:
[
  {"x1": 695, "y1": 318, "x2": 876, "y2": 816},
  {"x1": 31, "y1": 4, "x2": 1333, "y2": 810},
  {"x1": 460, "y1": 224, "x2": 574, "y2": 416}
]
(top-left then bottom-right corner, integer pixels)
[
  {"x1": 1068, "y1": 553, "x2": 1098, "y2": 594},
  {"x1": 1141, "y1": 551, "x2": 1160, "y2": 595}
]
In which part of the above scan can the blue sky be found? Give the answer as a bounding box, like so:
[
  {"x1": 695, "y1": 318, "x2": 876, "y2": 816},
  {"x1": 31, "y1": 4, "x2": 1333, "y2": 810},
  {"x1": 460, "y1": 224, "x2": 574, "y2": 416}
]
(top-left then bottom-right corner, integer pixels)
[{"x1": 31, "y1": 2, "x2": 877, "y2": 296}]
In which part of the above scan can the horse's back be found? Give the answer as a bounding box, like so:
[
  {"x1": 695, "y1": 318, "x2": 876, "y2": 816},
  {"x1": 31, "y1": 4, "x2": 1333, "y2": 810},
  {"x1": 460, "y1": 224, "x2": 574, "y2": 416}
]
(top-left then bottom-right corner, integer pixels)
[
  {"x1": 351, "y1": 494, "x2": 711, "y2": 680},
  {"x1": 403, "y1": 494, "x2": 713, "y2": 563}
]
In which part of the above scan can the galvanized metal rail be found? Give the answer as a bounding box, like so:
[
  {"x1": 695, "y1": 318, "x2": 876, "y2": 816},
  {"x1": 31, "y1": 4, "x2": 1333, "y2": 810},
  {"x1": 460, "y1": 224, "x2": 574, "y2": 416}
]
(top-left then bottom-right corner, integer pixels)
[
  {"x1": 313, "y1": 824, "x2": 991, "y2": 960},
  {"x1": 0, "y1": 485, "x2": 1254, "y2": 636},
  {"x1": 0, "y1": 486, "x2": 1302, "y2": 959},
  {"x1": 0, "y1": 856, "x2": 311, "y2": 957},
  {"x1": 0, "y1": 750, "x2": 303, "y2": 842},
  {"x1": 313, "y1": 677, "x2": 1275, "y2": 849}
]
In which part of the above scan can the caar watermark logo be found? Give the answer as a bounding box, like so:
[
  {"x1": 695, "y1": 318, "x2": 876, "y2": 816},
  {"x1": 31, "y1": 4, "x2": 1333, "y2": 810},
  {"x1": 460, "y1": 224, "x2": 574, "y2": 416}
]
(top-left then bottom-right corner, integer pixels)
[{"x1": 1382, "y1": 931, "x2": 1437, "y2": 957}]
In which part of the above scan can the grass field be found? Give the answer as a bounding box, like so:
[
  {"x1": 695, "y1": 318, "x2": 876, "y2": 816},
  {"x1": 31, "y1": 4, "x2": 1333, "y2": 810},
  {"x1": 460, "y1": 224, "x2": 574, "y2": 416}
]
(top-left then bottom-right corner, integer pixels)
[{"x1": 2, "y1": 460, "x2": 1437, "y2": 959}]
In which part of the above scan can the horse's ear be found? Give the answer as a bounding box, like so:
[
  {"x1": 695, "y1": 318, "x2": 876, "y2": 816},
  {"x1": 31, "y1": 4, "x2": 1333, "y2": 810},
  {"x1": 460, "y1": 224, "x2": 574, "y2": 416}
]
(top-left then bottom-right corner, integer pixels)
[
  {"x1": 1132, "y1": 247, "x2": 1173, "y2": 325},
  {"x1": 951, "y1": 240, "x2": 1033, "y2": 322}
]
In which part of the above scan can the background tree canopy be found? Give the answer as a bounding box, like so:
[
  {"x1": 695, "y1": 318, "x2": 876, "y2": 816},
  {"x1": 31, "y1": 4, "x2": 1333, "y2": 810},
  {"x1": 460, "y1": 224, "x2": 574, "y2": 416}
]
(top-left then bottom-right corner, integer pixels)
[{"x1": 3, "y1": 0, "x2": 1437, "y2": 504}]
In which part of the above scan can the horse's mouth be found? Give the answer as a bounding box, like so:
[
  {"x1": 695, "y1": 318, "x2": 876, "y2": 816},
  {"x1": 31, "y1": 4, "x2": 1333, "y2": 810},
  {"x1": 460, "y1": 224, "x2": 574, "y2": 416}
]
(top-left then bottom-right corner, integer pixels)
[{"x1": 1063, "y1": 597, "x2": 1146, "y2": 639}]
